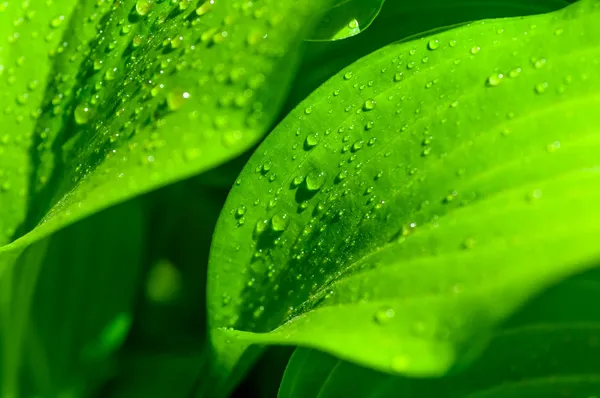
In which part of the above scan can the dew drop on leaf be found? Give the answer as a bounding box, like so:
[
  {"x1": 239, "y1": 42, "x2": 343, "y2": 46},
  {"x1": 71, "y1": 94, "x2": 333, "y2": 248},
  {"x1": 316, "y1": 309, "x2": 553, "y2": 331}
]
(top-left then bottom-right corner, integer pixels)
[
  {"x1": 74, "y1": 104, "x2": 91, "y2": 125},
  {"x1": 363, "y1": 99, "x2": 376, "y2": 111},
  {"x1": 486, "y1": 73, "x2": 504, "y2": 87},
  {"x1": 374, "y1": 307, "x2": 395, "y2": 324},
  {"x1": 135, "y1": 0, "x2": 153, "y2": 16},
  {"x1": 305, "y1": 170, "x2": 327, "y2": 191},
  {"x1": 271, "y1": 213, "x2": 289, "y2": 232},
  {"x1": 427, "y1": 39, "x2": 439, "y2": 50}
]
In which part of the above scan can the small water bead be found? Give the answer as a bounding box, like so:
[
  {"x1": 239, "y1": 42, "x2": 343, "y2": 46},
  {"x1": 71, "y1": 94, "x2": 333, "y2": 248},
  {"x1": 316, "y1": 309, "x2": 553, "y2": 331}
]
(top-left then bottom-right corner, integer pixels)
[
  {"x1": 336, "y1": 169, "x2": 348, "y2": 182},
  {"x1": 351, "y1": 140, "x2": 363, "y2": 152},
  {"x1": 393, "y1": 72, "x2": 404, "y2": 82},
  {"x1": 427, "y1": 39, "x2": 439, "y2": 50},
  {"x1": 363, "y1": 99, "x2": 376, "y2": 111},
  {"x1": 236, "y1": 205, "x2": 247, "y2": 217},
  {"x1": 305, "y1": 134, "x2": 318, "y2": 149},
  {"x1": 74, "y1": 104, "x2": 91, "y2": 125},
  {"x1": 486, "y1": 73, "x2": 504, "y2": 87},
  {"x1": 292, "y1": 174, "x2": 304, "y2": 187},
  {"x1": 304, "y1": 105, "x2": 313, "y2": 115},
  {"x1": 196, "y1": 0, "x2": 213, "y2": 15},
  {"x1": 135, "y1": 0, "x2": 153, "y2": 16},
  {"x1": 305, "y1": 170, "x2": 327, "y2": 191},
  {"x1": 254, "y1": 219, "x2": 269, "y2": 235},
  {"x1": 50, "y1": 15, "x2": 64, "y2": 28},
  {"x1": 271, "y1": 213, "x2": 289, "y2": 232},
  {"x1": 509, "y1": 68, "x2": 521, "y2": 78},
  {"x1": 470, "y1": 46, "x2": 481, "y2": 55},
  {"x1": 343, "y1": 71, "x2": 353, "y2": 80},
  {"x1": 374, "y1": 307, "x2": 395, "y2": 324},
  {"x1": 166, "y1": 90, "x2": 190, "y2": 111},
  {"x1": 535, "y1": 82, "x2": 549, "y2": 94},
  {"x1": 532, "y1": 57, "x2": 547, "y2": 69}
]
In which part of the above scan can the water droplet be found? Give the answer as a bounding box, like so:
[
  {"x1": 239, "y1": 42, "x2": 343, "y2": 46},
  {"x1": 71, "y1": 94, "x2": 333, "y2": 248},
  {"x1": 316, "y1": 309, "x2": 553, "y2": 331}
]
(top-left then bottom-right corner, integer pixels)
[
  {"x1": 50, "y1": 15, "x2": 64, "y2": 28},
  {"x1": 343, "y1": 71, "x2": 353, "y2": 80},
  {"x1": 509, "y1": 68, "x2": 521, "y2": 78},
  {"x1": 305, "y1": 134, "x2": 318, "y2": 149},
  {"x1": 74, "y1": 104, "x2": 91, "y2": 125},
  {"x1": 236, "y1": 205, "x2": 247, "y2": 217},
  {"x1": 427, "y1": 39, "x2": 439, "y2": 50},
  {"x1": 470, "y1": 46, "x2": 481, "y2": 55},
  {"x1": 305, "y1": 170, "x2": 327, "y2": 191},
  {"x1": 363, "y1": 99, "x2": 376, "y2": 111},
  {"x1": 135, "y1": 0, "x2": 153, "y2": 16},
  {"x1": 374, "y1": 307, "x2": 395, "y2": 324},
  {"x1": 393, "y1": 72, "x2": 404, "y2": 82},
  {"x1": 535, "y1": 82, "x2": 548, "y2": 94},
  {"x1": 271, "y1": 213, "x2": 289, "y2": 232},
  {"x1": 166, "y1": 90, "x2": 191, "y2": 110},
  {"x1": 486, "y1": 73, "x2": 504, "y2": 87}
]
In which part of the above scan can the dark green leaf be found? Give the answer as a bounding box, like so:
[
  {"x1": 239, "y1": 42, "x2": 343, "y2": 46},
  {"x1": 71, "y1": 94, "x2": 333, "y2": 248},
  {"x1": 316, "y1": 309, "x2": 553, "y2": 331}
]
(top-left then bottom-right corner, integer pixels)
[
  {"x1": 207, "y1": 0, "x2": 600, "y2": 386},
  {"x1": 6, "y1": 199, "x2": 144, "y2": 397}
]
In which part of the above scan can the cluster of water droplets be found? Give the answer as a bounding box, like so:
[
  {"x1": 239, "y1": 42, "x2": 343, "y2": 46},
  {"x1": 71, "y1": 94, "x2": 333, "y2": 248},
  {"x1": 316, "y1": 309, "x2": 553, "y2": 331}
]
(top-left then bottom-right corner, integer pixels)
[
  {"x1": 1, "y1": 0, "x2": 318, "y2": 242},
  {"x1": 211, "y1": 4, "x2": 600, "y2": 371}
]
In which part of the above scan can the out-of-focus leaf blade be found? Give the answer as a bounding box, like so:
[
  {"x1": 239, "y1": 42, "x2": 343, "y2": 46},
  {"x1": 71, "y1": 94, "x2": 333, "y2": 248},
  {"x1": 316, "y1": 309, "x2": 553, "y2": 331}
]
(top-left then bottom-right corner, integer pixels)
[
  {"x1": 5, "y1": 199, "x2": 144, "y2": 397},
  {"x1": 309, "y1": 0, "x2": 386, "y2": 41}
]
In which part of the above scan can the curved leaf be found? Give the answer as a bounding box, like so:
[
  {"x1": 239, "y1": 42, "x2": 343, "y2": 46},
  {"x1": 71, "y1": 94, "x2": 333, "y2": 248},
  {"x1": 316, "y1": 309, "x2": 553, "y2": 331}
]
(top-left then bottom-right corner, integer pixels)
[
  {"x1": 278, "y1": 270, "x2": 600, "y2": 397},
  {"x1": 207, "y1": 0, "x2": 600, "y2": 382},
  {"x1": 309, "y1": 0, "x2": 386, "y2": 41},
  {"x1": 0, "y1": 0, "x2": 330, "y2": 255}
]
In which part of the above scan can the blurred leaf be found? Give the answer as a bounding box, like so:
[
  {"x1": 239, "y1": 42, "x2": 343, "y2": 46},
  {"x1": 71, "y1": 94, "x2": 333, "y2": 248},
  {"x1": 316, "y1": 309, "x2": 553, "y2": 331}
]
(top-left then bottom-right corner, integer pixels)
[
  {"x1": 309, "y1": 0, "x2": 386, "y2": 41},
  {"x1": 12, "y1": 199, "x2": 144, "y2": 397},
  {"x1": 207, "y1": 0, "x2": 600, "y2": 388}
]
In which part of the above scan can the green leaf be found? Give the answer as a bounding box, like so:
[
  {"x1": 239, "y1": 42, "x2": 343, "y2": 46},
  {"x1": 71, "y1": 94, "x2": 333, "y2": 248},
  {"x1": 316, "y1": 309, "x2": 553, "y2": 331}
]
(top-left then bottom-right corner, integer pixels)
[
  {"x1": 7, "y1": 199, "x2": 144, "y2": 397},
  {"x1": 308, "y1": 0, "x2": 385, "y2": 41},
  {"x1": 0, "y1": 0, "x2": 330, "y2": 254},
  {"x1": 0, "y1": 1, "x2": 331, "y2": 394},
  {"x1": 278, "y1": 270, "x2": 600, "y2": 397},
  {"x1": 207, "y1": 0, "x2": 600, "y2": 384}
]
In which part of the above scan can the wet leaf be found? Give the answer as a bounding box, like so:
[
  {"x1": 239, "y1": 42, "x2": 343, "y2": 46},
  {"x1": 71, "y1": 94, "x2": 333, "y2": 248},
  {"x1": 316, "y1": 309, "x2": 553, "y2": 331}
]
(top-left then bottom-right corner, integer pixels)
[
  {"x1": 0, "y1": 0, "x2": 330, "y2": 254},
  {"x1": 279, "y1": 270, "x2": 600, "y2": 397},
  {"x1": 208, "y1": 0, "x2": 600, "y2": 386}
]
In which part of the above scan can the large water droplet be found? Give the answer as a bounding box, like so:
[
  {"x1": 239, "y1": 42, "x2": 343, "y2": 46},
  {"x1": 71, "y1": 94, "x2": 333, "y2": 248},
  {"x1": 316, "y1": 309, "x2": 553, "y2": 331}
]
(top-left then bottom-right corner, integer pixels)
[{"x1": 305, "y1": 170, "x2": 327, "y2": 191}]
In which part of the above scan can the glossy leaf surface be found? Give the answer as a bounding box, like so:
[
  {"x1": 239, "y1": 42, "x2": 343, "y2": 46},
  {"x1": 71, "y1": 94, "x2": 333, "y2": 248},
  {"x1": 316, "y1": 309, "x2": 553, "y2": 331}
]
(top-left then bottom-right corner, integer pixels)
[
  {"x1": 208, "y1": 0, "x2": 600, "y2": 381},
  {"x1": 279, "y1": 270, "x2": 600, "y2": 397}
]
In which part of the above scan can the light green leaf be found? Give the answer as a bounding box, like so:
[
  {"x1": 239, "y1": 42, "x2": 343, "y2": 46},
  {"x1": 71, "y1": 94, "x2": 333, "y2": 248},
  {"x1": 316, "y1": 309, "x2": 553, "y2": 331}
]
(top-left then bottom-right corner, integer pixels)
[
  {"x1": 309, "y1": 0, "x2": 386, "y2": 41},
  {"x1": 0, "y1": 1, "x2": 331, "y2": 394},
  {"x1": 207, "y1": 0, "x2": 600, "y2": 386},
  {"x1": 0, "y1": 0, "x2": 331, "y2": 255},
  {"x1": 279, "y1": 270, "x2": 600, "y2": 397}
]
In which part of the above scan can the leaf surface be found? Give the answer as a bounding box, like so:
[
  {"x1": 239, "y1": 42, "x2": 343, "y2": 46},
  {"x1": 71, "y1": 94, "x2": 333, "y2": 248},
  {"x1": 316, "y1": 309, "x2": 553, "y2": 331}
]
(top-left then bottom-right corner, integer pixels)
[
  {"x1": 0, "y1": 0, "x2": 330, "y2": 254},
  {"x1": 208, "y1": 0, "x2": 600, "y2": 381},
  {"x1": 278, "y1": 270, "x2": 600, "y2": 397}
]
